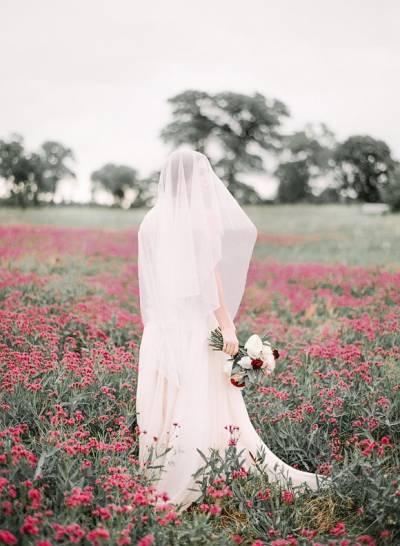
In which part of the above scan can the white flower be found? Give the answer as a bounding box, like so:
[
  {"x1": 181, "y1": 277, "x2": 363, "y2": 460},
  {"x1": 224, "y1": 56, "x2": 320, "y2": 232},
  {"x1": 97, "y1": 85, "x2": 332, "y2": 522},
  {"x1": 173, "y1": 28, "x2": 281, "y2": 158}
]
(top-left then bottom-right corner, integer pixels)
[
  {"x1": 261, "y1": 343, "x2": 276, "y2": 373},
  {"x1": 237, "y1": 356, "x2": 252, "y2": 369},
  {"x1": 244, "y1": 334, "x2": 263, "y2": 359}
]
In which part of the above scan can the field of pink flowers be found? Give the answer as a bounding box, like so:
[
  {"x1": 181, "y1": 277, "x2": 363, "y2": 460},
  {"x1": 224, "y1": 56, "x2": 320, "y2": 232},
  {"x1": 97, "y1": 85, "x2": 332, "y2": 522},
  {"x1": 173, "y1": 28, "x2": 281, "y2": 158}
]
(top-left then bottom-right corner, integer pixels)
[{"x1": 0, "y1": 224, "x2": 399, "y2": 546}]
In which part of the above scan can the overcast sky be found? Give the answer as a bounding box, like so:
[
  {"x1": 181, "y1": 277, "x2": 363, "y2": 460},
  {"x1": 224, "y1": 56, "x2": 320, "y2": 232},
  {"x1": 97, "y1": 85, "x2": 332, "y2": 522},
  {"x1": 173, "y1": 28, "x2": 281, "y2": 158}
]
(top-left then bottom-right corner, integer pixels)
[{"x1": 1, "y1": 0, "x2": 399, "y2": 201}]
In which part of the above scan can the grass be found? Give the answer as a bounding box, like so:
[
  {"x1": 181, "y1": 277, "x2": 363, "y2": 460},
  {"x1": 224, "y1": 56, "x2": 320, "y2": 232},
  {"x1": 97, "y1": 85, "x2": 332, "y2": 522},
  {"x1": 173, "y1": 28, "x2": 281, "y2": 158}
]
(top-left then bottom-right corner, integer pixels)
[{"x1": 1, "y1": 203, "x2": 399, "y2": 269}]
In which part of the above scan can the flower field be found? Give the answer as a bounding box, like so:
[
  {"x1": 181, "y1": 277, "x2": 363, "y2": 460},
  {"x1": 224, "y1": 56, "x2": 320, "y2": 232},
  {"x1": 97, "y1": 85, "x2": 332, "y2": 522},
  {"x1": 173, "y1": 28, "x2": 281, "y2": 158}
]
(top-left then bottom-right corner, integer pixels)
[{"x1": 0, "y1": 218, "x2": 399, "y2": 545}]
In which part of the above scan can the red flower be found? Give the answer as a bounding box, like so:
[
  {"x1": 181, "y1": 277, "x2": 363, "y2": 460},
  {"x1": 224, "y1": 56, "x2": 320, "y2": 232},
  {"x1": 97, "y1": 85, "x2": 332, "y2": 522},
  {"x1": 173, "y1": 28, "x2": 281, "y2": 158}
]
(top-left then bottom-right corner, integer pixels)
[
  {"x1": 231, "y1": 377, "x2": 245, "y2": 388},
  {"x1": 251, "y1": 358, "x2": 263, "y2": 369},
  {"x1": 137, "y1": 534, "x2": 155, "y2": 546},
  {"x1": 281, "y1": 490, "x2": 294, "y2": 504},
  {"x1": 330, "y1": 522, "x2": 346, "y2": 536},
  {"x1": 0, "y1": 530, "x2": 17, "y2": 545},
  {"x1": 257, "y1": 488, "x2": 271, "y2": 501}
]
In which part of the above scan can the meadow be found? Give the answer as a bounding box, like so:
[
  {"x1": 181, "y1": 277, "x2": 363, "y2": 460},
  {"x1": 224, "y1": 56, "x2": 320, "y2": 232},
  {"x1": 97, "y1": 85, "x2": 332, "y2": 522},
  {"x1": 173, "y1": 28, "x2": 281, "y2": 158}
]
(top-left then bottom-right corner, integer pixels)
[{"x1": 0, "y1": 205, "x2": 399, "y2": 545}]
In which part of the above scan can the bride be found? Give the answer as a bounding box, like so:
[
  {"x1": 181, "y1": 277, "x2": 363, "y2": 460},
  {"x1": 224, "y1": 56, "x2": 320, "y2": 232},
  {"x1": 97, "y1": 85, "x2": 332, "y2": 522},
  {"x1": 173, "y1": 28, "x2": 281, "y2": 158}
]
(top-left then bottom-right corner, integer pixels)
[{"x1": 136, "y1": 148, "x2": 331, "y2": 512}]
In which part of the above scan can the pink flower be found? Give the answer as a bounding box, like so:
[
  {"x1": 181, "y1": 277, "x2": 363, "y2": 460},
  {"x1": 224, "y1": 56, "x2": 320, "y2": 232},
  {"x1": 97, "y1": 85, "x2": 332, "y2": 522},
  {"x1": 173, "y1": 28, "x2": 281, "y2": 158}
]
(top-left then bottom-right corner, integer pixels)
[
  {"x1": 20, "y1": 516, "x2": 40, "y2": 536},
  {"x1": 28, "y1": 488, "x2": 42, "y2": 510},
  {"x1": 65, "y1": 486, "x2": 94, "y2": 507},
  {"x1": 257, "y1": 488, "x2": 271, "y2": 501},
  {"x1": 232, "y1": 468, "x2": 248, "y2": 479},
  {"x1": 281, "y1": 490, "x2": 294, "y2": 504},
  {"x1": 355, "y1": 535, "x2": 377, "y2": 545},
  {"x1": 87, "y1": 527, "x2": 110, "y2": 544},
  {"x1": 0, "y1": 530, "x2": 18, "y2": 545},
  {"x1": 299, "y1": 529, "x2": 317, "y2": 539},
  {"x1": 137, "y1": 534, "x2": 155, "y2": 546},
  {"x1": 330, "y1": 522, "x2": 346, "y2": 536},
  {"x1": 376, "y1": 396, "x2": 390, "y2": 408}
]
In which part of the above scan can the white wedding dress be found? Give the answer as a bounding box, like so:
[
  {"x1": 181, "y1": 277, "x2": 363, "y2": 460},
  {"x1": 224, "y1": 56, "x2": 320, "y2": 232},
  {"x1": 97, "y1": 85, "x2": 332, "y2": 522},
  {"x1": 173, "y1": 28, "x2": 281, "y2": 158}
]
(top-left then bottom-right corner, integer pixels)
[{"x1": 136, "y1": 150, "x2": 331, "y2": 512}]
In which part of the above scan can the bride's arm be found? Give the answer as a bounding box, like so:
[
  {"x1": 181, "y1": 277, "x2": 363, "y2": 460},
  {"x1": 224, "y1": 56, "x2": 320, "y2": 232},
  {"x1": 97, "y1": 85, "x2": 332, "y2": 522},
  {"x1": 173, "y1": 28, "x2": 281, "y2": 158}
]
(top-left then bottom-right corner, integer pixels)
[{"x1": 213, "y1": 267, "x2": 239, "y2": 357}]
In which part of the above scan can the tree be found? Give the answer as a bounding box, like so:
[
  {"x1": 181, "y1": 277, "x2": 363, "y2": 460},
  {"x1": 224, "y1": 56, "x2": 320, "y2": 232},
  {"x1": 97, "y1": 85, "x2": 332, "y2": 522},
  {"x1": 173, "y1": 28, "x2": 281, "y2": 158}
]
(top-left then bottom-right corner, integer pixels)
[
  {"x1": 160, "y1": 90, "x2": 215, "y2": 154},
  {"x1": 380, "y1": 162, "x2": 400, "y2": 211},
  {"x1": 313, "y1": 186, "x2": 341, "y2": 204},
  {"x1": 35, "y1": 141, "x2": 75, "y2": 204},
  {"x1": 131, "y1": 170, "x2": 159, "y2": 208},
  {"x1": 91, "y1": 164, "x2": 139, "y2": 205},
  {"x1": 276, "y1": 160, "x2": 310, "y2": 203},
  {"x1": 0, "y1": 135, "x2": 75, "y2": 207},
  {"x1": 161, "y1": 90, "x2": 289, "y2": 203},
  {"x1": 334, "y1": 135, "x2": 396, "y2": 202},
  {"x1": 0, "y1": 135, "x2": 35, "y2": 207},
  {"x1": 275, "y1": 124, "x2": 336, "y2": 203}
]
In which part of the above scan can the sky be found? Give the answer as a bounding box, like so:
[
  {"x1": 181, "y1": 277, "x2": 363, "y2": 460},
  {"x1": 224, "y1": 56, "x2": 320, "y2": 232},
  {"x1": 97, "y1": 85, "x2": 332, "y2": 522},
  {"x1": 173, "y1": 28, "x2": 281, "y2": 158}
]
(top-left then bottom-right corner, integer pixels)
[{"x1": 1, "y1": 0, "x2": 399, "y2": 202}]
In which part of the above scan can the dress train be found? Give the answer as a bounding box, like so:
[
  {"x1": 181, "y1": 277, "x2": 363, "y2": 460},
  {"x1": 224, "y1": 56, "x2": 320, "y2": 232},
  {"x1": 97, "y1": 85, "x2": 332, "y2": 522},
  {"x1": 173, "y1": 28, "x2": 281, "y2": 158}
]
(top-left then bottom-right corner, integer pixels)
[{"x1": 136, "y1": 315, "x2": 332, "y2": 512}]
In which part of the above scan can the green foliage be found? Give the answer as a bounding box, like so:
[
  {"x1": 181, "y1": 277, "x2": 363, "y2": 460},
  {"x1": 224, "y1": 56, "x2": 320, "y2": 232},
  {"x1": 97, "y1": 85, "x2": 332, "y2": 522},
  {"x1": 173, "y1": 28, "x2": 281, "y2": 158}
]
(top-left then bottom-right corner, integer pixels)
[
  {"x1": 275, "y1": 124, "x2": 336, "y2": 203},
  {"x1": 161, "y1": 89, "x2": 290, "y2": 204},
  {"x1": 91, "y1": 163, "x2": 139, "y2": 205},
  {"x1": 334, "y1": 135, "x2": 396, "y2": 203},
  {"x1": 131, "y1": 170, "x2": 159, "y2": 208},
  {"x1": 160, "y1": 90, "x2": 215, "y2": 153},
  {"x1": 91, "y1": 164, "x2": 157, "y2": 208},
  {"x1": 313, "y1": 186, "x2": 341, "y2": 204},
  {"x1": 276, "y1": 160, "x2": 311, "y2": 203},
  {"x1": 380, "y1": 163, "x2": 400, "y2": 211},
  {"x1": 38, "y1": 141, "x2": 76, "y2": 197},
  {"x1": 191, "y1": 445, "x2": 344, "y2": 540},
  {"x1": 0, "y1": 135, "x2": 75, "y2": 207},
  {"x1": 161, "y1": 91, "x2": 400, "y2": 208}
]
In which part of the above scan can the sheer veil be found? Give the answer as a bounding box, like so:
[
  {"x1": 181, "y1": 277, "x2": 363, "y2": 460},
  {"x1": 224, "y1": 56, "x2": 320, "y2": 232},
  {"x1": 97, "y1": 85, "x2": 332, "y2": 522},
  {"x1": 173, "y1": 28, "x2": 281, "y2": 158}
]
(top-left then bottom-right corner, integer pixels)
[{"x1": 138, "y1": 149, "x2": 257, "y2": 387}]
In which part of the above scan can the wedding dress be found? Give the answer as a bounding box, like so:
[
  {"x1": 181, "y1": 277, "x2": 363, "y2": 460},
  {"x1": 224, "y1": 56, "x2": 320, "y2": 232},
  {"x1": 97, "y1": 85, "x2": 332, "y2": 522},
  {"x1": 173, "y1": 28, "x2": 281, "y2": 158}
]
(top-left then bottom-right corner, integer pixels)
[{"x1": 136, "y1": 149, "x2": 331, "y2": 512}]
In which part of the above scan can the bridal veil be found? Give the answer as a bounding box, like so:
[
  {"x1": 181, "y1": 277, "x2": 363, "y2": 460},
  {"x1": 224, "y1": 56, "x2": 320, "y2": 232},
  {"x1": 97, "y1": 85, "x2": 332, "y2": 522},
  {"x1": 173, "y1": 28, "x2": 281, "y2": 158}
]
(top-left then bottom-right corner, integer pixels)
[{"x1": 137, "y1": 149, "x2": 257, "y2": 388}]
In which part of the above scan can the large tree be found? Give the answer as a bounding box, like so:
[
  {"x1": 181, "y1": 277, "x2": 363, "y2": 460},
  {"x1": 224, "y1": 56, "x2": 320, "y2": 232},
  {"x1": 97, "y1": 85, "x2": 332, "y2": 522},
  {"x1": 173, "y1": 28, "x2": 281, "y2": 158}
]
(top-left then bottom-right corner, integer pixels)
[
  {"x1": 334, "y1": 135, "x2": 395, "y2": 202},
  {"x1": 91, "y1": 164, "x2": 139, "y2": 205},
  {"x1": 275, "y1": 124, "x2": 336, "y2": 203},
  {"x1": 0, "y1": 135, "x2": 75, "y2": 207},
  {"x1": 161, "y1": 90, "x2": 289, "y2": 203}
]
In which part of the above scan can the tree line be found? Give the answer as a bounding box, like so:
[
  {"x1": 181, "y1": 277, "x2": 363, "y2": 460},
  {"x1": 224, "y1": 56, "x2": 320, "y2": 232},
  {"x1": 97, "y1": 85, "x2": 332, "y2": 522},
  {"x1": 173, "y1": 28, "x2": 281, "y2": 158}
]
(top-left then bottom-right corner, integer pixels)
[{"x1": 1, "y1": 90, "x2": 400, "y2": 210}]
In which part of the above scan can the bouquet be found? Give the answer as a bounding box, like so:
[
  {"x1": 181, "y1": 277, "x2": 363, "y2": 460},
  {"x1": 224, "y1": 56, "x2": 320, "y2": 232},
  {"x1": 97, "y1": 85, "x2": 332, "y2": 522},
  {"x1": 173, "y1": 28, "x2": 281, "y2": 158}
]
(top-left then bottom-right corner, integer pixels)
[{"x1": 209, "y1": 328, "x2": 279, "y2": 389}]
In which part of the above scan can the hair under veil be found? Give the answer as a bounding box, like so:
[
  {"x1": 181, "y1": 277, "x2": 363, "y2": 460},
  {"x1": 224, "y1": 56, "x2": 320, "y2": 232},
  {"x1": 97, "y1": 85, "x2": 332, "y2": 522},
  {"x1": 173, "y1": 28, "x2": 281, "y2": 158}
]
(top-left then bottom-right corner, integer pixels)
[{"x1": 138, "y1": 149, "x2": 257, "y2": 387}]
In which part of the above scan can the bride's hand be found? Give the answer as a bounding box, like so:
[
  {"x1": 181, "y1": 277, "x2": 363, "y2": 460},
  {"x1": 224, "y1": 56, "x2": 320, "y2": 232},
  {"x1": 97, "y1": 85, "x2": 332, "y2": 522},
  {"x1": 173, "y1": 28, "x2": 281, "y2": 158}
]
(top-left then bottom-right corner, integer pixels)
[{"x1": 221, "y1": 327, "x2": 239, "y2": 357}]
